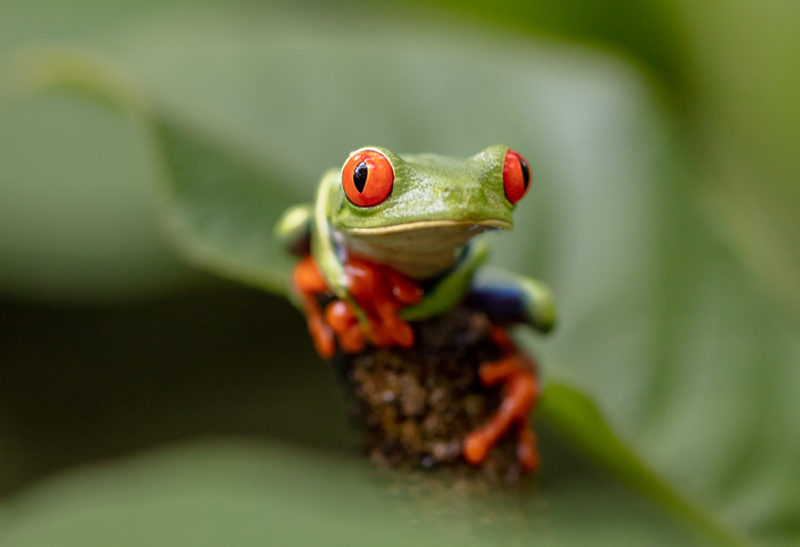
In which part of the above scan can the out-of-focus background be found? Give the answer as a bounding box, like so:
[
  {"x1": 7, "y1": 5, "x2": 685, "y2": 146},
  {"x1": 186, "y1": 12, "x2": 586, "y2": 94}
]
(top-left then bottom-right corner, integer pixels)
[{"x1": 1, "y1": 1, "x2": 798, "y2": 545}]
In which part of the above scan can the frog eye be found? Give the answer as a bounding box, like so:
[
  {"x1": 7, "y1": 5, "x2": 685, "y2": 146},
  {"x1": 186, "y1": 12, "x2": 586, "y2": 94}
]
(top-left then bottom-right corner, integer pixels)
[
  {"x1": 502, "y1": 150, "x2": 531, "y2": 204},
  {"x1": 342, "y1": 149, "x2": 394, "y2": 207}
]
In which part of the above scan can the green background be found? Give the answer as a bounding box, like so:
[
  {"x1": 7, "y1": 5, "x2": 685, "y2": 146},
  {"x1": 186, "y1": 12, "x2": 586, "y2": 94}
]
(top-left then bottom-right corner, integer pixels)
[{"x1": 1, "y1": 1, "x2": 798, "y2": 545}]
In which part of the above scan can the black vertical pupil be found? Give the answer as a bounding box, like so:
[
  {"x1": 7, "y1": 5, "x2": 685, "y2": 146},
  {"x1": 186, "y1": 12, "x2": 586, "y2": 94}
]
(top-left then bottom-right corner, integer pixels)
[
  {"x1": 519, "y1": 157, "x2": 530, "y2": 189},
  {"x1": 353, "y1": 161, "x2": 368, "y2": 193}
]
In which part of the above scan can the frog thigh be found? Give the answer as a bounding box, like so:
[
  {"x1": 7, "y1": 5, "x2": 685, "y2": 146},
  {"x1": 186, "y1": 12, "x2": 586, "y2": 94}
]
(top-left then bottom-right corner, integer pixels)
[
  {"x1": 274, "y1": 204, "x2": 313, "y2": 256},
  {"x1": 466, "y1": 269, "x2": 556, "y2": 333}
]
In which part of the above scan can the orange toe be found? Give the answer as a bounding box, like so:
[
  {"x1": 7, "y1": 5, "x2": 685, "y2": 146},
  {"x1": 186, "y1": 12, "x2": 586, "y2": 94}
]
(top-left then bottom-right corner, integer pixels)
[
  {"x1": 463, "y1": 429, "x2": 491, "y2": 465},
  {"x1": 339, "y1": 324, "x2": 366, "y2": 353},
  {"x1": 325, "y1": 300, "x2": 357, "y2": 334},
  {"x1": 309, "y1": 317, "x2": 335, "y2": 359},
  {"x1": 393, "y1": 321, "x2": 415, "y2": 348}
]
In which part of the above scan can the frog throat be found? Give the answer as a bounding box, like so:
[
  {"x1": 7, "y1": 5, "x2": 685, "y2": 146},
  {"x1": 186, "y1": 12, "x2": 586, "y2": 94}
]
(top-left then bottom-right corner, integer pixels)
[{"x1": 335, "y1": 219, "x2": 504, "y2": 279}]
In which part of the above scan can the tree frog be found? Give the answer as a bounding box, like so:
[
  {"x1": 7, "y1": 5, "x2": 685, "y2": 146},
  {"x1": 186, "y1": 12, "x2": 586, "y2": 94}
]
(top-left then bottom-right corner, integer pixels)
[{"x1": 275, "y1": 145, "x2": 555, "y2": 472}]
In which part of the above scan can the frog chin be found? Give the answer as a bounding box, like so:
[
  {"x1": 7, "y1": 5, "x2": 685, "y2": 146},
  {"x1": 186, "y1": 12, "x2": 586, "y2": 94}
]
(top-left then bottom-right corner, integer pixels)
[{"x1": 338, "y1": 219, "x2": 509, "y2": 279}]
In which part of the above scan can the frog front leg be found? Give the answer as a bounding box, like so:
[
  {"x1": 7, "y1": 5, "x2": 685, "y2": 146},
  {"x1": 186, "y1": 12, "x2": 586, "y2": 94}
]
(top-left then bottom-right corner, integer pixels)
[
  {"x1": 326, "y1": 257, "x2": 423, "y2": 351},
  {"x1": 292, "y1": 255, "x2": 423, "y2": 358},
  {"x1": 278, "y1": 204, "x2": 414, "y2": 356}
]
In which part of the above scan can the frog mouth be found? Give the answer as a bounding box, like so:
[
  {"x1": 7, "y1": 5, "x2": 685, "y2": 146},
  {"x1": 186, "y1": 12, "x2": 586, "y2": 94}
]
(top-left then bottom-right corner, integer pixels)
[
  {"x1": 340, "y1": 218, "x2": 509, "y2": 278},
  {"x1": 343, "y1": 218, "x2": 511, "y2": 236}
]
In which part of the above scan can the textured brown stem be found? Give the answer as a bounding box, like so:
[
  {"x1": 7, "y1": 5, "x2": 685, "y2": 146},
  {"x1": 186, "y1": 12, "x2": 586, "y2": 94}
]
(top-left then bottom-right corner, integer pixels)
[{"x1": 339, "y1": 305, "x2": 534, "y2": 483}]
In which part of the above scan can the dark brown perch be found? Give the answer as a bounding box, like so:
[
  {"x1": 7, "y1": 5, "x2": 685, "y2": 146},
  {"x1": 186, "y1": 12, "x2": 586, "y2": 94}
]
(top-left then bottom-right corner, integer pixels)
[{"x1": 339, "y1": 305, "x2": 536, "y2": 484}]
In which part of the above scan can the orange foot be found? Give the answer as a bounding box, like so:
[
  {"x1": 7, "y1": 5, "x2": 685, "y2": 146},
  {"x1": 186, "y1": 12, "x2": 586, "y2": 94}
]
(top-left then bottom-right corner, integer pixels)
[
  {"x1": 340, "y1": 257, "x2": 422, "y2": 349},
  {"x1": 291, "y1": 255, "x2": 423, "y2": 358},
  {"x1": 463, "y1": 328, "x2": 541, "y2": 473}
]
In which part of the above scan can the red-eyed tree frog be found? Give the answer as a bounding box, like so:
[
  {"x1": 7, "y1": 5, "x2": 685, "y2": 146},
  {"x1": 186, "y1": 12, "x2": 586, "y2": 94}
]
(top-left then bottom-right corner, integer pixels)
[{"x1": 275, "y1": 145, "x2": 556, "y2": 473}]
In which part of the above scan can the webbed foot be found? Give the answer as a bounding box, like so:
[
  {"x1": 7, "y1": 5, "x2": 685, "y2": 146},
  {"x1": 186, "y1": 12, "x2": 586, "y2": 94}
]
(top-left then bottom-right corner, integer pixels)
[
  {"x1": 342, "y1": 257, "x2": 422, "y2": 349},
  {"x1": 463, "y1": 328, "x2": 540, "y2": 473},
  {"x1": 325, "y1": 300, "x2": 366, "y2": 353},
  {"x1": 292, "y1": 255, "x2": 423, "y2": 357}
]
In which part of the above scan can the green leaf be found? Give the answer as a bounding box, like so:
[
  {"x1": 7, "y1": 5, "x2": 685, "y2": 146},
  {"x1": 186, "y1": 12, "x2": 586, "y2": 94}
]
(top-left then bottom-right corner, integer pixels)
[
  {"x1": 3, "y1": 43, "x2": 746, "y2": 545},
  {"x1": 151, "y1": 115, "x2": 300, "y2": 293},
  {"x1": 538, "y1": 384, "x2": 741, "y2": 545},
  {"x1": 0, "y1": 290, "x2": 713, "y2": 546},
  {"x1": 0, "y1": 59, "x2": 194, "y2": 301},
  {"x1": 0, "y1": 440, "x2": 713, "y2": 547},
  {"x1": 1, "y1": 1, "x2": 798, "y2": 545}
]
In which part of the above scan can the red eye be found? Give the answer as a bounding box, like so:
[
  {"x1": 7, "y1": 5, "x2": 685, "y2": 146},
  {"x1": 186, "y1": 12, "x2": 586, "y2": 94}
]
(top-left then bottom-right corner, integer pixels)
[
  {"x1": 502, "y1": 150, "x2": 531, "y2": 204},
  {"x1": 342, "y1": 149, "x2": 394, "y2": 207}
]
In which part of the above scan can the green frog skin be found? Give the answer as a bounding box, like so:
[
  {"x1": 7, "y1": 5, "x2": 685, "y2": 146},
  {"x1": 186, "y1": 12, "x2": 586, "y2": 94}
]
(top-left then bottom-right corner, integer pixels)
[{"x1": 276, "y1": 145, "x2": 556, "y2": 473}]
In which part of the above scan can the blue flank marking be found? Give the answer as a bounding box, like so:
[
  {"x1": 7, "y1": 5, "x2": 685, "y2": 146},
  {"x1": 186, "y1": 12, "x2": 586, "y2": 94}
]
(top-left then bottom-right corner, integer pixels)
[{"x1": 465, "y1": 285, "x2": 530, "y2": 326}]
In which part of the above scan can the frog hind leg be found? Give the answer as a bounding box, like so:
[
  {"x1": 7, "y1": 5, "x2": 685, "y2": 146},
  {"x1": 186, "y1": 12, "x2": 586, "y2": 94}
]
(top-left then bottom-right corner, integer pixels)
[
  {"x1": 292, "y1": 255, "x2": 336, "y2": 358},
  {"x1": 463, "y1": 327, "x2": 540, "y2": 473},
  {"x1": 465, "y1": 270, "x2": 556, "y2": 333}
]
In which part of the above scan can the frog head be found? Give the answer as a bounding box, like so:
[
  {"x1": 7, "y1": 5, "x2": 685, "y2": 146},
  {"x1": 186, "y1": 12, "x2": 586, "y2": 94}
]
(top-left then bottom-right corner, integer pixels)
[{"x1": 329, "y1": 145, "x2": 532, "y2": 279}]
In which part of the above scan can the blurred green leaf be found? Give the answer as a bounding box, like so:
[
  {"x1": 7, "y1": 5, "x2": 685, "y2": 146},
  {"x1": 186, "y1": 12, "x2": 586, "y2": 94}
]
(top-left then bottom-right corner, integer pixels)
[
  {"x1": 1, "y1": 1, "x2": 799, "y2": 546},
  {"x1": 0, "y1": 84, "x2": 195, "y2": 301},
  {"x1": 3, "y1": 42, "x2": 739, "y2": 546},
  {"x1": 0, "y1": 288, "x2": 715, "y2": 547},
  {"x1": 408, "y1": 0, "x2": 689, "y2": 90},
  {"x1": 152, "y1": 114, "x2": 299, "y2": 293},
  {"x1": 675, "y1": 0, "x2": 800, "y2": 322},
  {"x1": 0, "y1": 440, "x2": 713, "y2": 547}
]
